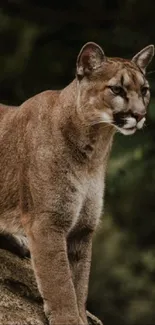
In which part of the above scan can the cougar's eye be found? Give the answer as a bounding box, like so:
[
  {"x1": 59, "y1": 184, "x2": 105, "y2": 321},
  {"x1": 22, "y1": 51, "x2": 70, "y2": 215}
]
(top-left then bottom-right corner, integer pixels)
[
  {"x1": 141, "y1": 86, "x2": 149, "y2": 97},
  {"x1": 109, "y1": 85, "x2": 125, "y2": 97}
]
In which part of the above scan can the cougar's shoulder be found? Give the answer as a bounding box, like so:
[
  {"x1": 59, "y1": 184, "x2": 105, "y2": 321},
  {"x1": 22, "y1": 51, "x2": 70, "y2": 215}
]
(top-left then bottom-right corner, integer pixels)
[{"x1": 20, "y1": 89, "x2": 61, "y2": 113}]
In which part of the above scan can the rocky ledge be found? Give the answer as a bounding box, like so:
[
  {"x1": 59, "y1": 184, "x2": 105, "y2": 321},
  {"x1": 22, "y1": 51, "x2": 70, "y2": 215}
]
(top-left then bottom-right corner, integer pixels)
[{"x1": 0, "y1": 248, "x2": 103, "y2": 325}]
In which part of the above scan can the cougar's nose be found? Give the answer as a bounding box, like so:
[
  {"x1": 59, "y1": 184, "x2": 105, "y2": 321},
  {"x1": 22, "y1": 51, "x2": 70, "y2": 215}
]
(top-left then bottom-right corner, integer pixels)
[{"x1": 132, "y1": 112, "x2": 146, "y2": 122}]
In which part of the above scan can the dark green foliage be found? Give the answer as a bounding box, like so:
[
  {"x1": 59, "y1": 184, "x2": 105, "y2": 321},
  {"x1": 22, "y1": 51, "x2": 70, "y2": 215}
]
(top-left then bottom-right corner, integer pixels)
[{"x1": 0, "y1": 1, "x2": 155, "y2": 324}]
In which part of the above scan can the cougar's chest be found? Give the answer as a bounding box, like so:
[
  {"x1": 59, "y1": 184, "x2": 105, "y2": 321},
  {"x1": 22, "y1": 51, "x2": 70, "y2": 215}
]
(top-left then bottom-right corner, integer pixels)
[{"x1": 70, "y1": 167, "x2": 105, "y2": 232}]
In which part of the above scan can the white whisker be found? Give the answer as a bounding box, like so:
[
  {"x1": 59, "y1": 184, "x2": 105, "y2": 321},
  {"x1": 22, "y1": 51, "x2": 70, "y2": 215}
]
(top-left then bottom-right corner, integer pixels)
[{"x1": 90, "y1": 119, "x2": 112, "y2": 126}]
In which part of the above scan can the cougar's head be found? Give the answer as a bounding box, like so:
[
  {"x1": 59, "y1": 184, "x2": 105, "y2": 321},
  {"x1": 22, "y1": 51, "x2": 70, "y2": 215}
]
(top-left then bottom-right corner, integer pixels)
[{"x1": 76, "y1": 42, "x2": 154, "y2": 135}]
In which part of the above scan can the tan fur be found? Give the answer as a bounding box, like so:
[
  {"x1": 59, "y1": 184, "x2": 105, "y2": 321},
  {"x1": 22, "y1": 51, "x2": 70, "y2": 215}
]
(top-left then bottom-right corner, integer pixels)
[{"x1": 0, "y1": 42, "x2": 154, "y2": 325}]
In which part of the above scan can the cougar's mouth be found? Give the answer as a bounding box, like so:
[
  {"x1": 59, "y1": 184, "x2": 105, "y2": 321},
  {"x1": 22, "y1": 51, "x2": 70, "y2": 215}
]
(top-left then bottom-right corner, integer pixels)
[{"x1": 113, "y1": 112, "x2": 146, "y2": 135}]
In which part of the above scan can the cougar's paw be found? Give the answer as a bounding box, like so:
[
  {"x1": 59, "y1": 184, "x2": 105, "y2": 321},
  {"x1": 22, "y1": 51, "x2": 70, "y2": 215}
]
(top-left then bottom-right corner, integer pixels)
[
  {"x1": 48, "y1": 316, "x2": 83, "y2": 325},
  {"x1": 79, "y1": 312, "x2": 88, "y2": 325},
  {"x1": 86, "y1": 311, "x2": 103, "y2": 325},
  {"x1": 44, "y1": 305, "x2": 82, "y2": 325}
]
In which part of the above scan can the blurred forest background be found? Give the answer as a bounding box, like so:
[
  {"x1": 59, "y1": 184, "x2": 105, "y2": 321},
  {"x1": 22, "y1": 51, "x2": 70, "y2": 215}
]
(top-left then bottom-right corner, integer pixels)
[{"x1": 0, "y1": 1, "x2": 155, "y2": 324}]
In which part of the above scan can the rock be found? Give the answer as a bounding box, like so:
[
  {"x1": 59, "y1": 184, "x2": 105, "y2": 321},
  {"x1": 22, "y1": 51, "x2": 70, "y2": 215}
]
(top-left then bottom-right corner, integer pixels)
[{"x1": 0, "y1": 248, "x2": 103, "y2": 325}]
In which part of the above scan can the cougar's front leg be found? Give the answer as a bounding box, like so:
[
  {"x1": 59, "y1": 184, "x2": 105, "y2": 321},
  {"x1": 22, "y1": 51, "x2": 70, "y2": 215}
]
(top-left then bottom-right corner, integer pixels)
[
  {"x1": 67, "y1": 186, "x2": 103, "y2": 325},
  {"x1": 22, "y1": 214, "x2": 81, "y2": 325},
  {"x1": 68, "y1": 227, "x2": 93, "y2": 325}
]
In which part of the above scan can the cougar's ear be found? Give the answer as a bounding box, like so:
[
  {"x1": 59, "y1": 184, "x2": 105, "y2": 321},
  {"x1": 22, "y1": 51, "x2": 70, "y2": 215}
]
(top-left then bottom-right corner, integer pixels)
[
  {"x1": 132, "y1": 45, "x2": 154, "y2": 73},
  {"x1": 76, "y1": 42, "x2": 106, "y2": 79}
]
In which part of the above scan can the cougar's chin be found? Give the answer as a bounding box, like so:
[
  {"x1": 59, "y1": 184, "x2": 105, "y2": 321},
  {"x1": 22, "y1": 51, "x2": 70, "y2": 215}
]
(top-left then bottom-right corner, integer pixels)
[{"x1": 116, "y1": 126, "x2": 137, "y2": 135}]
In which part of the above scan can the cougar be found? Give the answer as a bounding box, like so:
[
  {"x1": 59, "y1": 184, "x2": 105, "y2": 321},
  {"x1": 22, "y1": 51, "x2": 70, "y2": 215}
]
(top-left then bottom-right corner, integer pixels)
[{"x1": 0, "y1": 42, "x2": 154, "y2": 325}]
